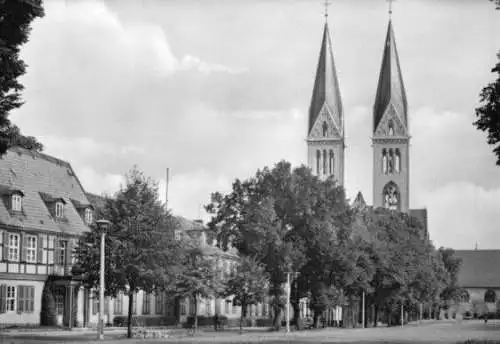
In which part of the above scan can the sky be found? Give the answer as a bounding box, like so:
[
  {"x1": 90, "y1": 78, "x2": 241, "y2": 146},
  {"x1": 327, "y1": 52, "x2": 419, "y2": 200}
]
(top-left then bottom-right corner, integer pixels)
[{"x1": 12, "y1": 0, "x2": 500, "y2": 249}]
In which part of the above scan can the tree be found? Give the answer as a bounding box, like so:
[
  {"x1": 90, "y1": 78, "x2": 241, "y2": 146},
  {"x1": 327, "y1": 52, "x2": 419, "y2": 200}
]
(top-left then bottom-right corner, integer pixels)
[
  {"x1": 206, "y1": 161, "x2": 351, "y2": 330},
  {"x1": 474, "y1": 51, "x2": 500, "y2": 165},
  {"x1": 0, "y1": 0, "x2": 45, "y2": 155},
  {"x1": 75, "y1": 166, "x2": 182, "y2": 338},
  {"x1": 171, "y1": 242, "x2": 225, "y2": 332},
  {"x1": 223, "y1": 255, "x2": 269, "y2": 332}
]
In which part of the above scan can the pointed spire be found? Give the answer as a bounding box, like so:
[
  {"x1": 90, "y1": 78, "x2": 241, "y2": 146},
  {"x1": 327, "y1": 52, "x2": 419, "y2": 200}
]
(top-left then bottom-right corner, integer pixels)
[
  {"x1": 352, "y1": 191, "x2": 367, "y2": 211},
  {"x1": 373, "y1": 19, "x2": 408, "y2": 134},
  {"x1": 308, "y1": 20, "x2": 343, "y2": 137}
]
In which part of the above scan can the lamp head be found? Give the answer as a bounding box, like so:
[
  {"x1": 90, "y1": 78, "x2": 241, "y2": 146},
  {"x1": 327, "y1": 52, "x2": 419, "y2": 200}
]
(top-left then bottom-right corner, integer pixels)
[{"x1": 96, "y1": 219, "x2": 111, "y2": 232}]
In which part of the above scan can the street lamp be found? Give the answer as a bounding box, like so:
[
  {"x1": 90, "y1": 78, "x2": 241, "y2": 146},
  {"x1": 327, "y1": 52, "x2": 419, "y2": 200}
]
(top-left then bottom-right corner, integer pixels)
[{"x1": 96, "y1": 219, "x2": 111, "y2": 341}]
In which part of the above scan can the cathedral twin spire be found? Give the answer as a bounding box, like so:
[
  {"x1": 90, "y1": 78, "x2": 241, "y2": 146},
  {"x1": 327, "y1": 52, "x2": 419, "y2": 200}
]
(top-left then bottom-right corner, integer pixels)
[{"x1": 307, "y1": 5, "x2": 409, "y2": 213}]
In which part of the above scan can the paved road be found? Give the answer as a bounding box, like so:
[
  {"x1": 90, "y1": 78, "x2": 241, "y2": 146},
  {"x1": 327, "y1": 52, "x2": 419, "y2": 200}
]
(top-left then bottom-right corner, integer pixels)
[{"x1": 0, "y1": 320, "x2": 499, "y2": 343}]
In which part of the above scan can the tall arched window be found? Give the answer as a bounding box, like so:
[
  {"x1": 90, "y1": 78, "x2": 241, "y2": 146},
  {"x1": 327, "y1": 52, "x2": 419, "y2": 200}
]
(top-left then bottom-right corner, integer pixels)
[
  {"x1": 316, "y1": 150, "x2": 321, "y2": 175},
  {"x1": 382, "y1": 182, "x2": 400, "y2": 211},
  {"x1": 322, "y1": 122, "x2": 328, "y2": 137},
  {"x1": 388, "y1": 119, "x2": 394, "y2": 136},
  {"x1": 388, "y1": 149, "x2": 394, "y2": 174},
  {"x1": 395, "y1": 149, "x2": 401, "y2": 173},
  {"x1": 323, "y1": 150, "x2": 327, "y2": 175},
  {"x1": 329, "y1": 150, "x2": 334, "y2": 175},
  {"x1": 382, "y1": 149, "x2": 387, "y2": 174}
]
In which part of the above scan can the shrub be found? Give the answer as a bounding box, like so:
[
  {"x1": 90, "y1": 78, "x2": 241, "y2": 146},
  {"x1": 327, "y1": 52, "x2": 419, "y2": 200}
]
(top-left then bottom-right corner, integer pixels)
[
  {"x1": 184, "y1": 315, "x2": 228, "y2": 328},
  {"x1": 256, "y1": 318, "x2": 273, "y2": 327},
  {"x1": 112, "y1": 316, "x2": 172, "y2": 327}
]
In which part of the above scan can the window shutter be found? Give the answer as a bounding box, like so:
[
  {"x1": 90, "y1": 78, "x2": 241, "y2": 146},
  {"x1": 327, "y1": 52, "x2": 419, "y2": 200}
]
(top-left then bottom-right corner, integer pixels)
[
  {"x1": 17, "y1": 285, "x2": 24, "y2": 314},
  {"x1": 21, "y1": 232, "x2": 27, "y2": 262},
  {"x1": 2, "y1": 232, "x2": 8, "y2": 261},
  {"x1": 37, "y1": 234, "x2": 44, "y2": 264},
  {"x1": 0, "y1": 284, "x2": 6, "y2": 313},
  {"x1": 29, "y1": 287, "x2": 34, "y2": 312}
]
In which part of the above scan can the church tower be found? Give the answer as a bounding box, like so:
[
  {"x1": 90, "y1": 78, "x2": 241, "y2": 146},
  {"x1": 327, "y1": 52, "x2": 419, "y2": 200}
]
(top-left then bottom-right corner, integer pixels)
[
  {"x1": 372, "y1": 18, "x2": 410, "y2": 213},
  {"x1": 307, "y1": 12, "x2": 344, "y2": 186}
]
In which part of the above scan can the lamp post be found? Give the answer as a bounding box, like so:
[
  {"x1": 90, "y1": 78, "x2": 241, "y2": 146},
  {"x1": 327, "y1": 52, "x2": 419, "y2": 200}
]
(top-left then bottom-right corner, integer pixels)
[{"x1": 96, "y1": 219, "x2": 111, "y2": 341}]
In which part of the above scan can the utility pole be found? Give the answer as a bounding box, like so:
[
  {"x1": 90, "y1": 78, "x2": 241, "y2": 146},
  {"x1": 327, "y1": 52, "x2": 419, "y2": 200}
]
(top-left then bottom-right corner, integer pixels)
[
  {"x1": 362, "y1": 290, "x2": 365, "y2": 329},
  {"x1": 286, "y1": 272, "x2": 291, "y2": 333}
]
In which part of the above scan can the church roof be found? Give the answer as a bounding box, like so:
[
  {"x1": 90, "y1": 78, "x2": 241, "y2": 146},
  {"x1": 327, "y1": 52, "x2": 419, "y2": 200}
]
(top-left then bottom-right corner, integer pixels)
[
  {"x1": 0, "y1": 147, "x2": 91, "y2": 236},
  {"x1": 454, "y1": 250, "x2": 500, "y2": 288},
  {"x1": 373, "y1": 20, "x2": 408, "y2": 133},
  {"x1": 308, "y1": 23, "x2": 343, "y2": 136}
]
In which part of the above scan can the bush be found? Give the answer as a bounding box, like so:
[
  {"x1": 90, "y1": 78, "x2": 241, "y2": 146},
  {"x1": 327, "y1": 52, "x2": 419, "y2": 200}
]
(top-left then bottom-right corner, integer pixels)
[
  {"x1": 256, "y1": 318, "x2": 273, "y2": 327},
  {"x1": 112, "y1": 316, "x2": 173, "y2": 327},
  {"x1": 184, "y1": 315, "x2": 228, "y2": 328}
]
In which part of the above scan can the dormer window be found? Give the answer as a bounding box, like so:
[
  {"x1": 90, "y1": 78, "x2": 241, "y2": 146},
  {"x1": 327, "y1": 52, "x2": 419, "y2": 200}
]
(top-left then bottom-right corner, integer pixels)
[
  {"x1": 55, "y1": 202, "x2": 64, "y2": 218},
  {"x1": 84, "y1": 208, "x2": 93, "y2": 224},
  {"x1": 11, "y1": 193, "x2": 22, "y2": 211}
]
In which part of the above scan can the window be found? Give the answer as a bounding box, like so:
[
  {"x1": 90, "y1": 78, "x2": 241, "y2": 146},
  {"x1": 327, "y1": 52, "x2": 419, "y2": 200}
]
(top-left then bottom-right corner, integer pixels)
[
  {"x1": 388, "y1": 149, "x2": 394, "y2": 174},
  {"x1": 225, "y1": 300, "x2": 230, "y2": 314},
  {"x1": 180, "y1": 299, "x2": 186, "y2": 316},
  {"x1": 232, "y1": 303, "x2": 237, "y2": 315},
  {"x1": 189, "y1": 297, "x2": 196, "y2": 315},
  {"x1": 174, "y1": 230, "x2": 181, "y2": 241},
  {"x1": 383, "y1": 182, "x2": 400, "y2": 211},
  {"x1": 155, "y1": 292, "x2": 163, "y2": 315},
  {"x1": 16, "y1": 286, "x2": 35, "y2": 313},
  {"x1": 11, "y1": 194, "x2": 22, "y2": 211},
  {"x1": 388, "y1": 119, "x2": 394, "y2": 136},
  {"x1": 55, "y1": 202, "x2": 64, "y2": 218},
  {"x1": 395, "y1": 149, "x2": 401, "y2": 173},
  {"x1": 132, "y1": 293, "x2": 137, "y2": 314},
  {"x1": 26, "y1": 235, "x2": 37, "y2": 263},
  {"x1": 114, "y1": 293, "x2": 123, "y2": 314},
  {"x1": 58, "y1": 240, "x2": 67, "y2": 265},
  {"x1": 6, "y1": 286, "x2": 15, "y2": 311},
  {"x1": 55, "y1": 289, "x2": 64, "y2": 315},
  {"x1": 263, "y1": 302, "x2": 268, "y2": 317},
  {"x1": 205, "y1": 298, "x2": 212, "y2": 316},
  {"x1": 322, "y1": 122, "x2": 328, "y2": 137},
  {"x1": 92, "y1": 294, "x2": 99, "y2": 315},
  {"x1": 382, "y1": 149, "x2": 388, "y2": 174},
  {"x1": 84, "y1": 208, "x2": 93, "y2": 224},
  {"x1": 8, "y1": 233, "x2": 19, "y2": 261},
  {"x1": 143, "y1": 292, "x2": 151, "y2": 315}
]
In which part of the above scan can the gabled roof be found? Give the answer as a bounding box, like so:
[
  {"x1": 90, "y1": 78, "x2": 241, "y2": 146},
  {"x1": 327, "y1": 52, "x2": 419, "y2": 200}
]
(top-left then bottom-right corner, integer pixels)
[
  {"x1": 373, "y1": 20, "x2": 408, "y2": 133},
  {"x1": 454, "y1": 250, "x2": 500, "y2": 288},
  {"x1": 308, "y1": 23, "x2": 343, "y2": 136},
  {"x1": 0, "y1": 147, "x2": 91, "y2": 235}
]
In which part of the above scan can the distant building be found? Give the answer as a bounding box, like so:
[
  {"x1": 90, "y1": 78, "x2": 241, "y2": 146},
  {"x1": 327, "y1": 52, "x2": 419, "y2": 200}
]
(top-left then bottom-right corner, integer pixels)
[{"x1": 449, "y1": 250, "x2": 500, "y2": 318}]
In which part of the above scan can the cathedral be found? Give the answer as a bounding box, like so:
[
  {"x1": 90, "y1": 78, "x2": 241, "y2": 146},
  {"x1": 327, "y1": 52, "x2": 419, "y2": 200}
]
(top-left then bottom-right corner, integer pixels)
[{"x1": 306, "y1": 9, "x2": 428, "y2": 232}]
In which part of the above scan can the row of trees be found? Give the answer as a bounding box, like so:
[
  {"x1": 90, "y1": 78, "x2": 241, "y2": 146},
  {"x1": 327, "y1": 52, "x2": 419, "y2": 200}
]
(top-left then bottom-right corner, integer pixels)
[
  {"x1": 75, "y1": 162, "x2": 462, "y2": 337},
  {"x1": 75, "y1": 167, "x2": 269, "y2": 338},
  {"x1": 205, "y1": 161, "x2": 463, "y2": 329}
]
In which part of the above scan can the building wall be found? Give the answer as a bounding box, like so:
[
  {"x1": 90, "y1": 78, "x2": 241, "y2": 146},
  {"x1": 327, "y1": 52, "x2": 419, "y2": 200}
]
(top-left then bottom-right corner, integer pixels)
[{"x1": 0, "y1": 279, "x2": 44, "y2": 325}]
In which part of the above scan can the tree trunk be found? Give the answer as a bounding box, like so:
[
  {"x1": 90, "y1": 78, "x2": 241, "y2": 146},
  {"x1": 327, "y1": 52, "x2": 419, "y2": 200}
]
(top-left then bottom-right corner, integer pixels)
[
  {"x1": 313, "y1": 311, "x2": 321, "y2": 329},
  {"x1": 127, "y1": 292, "x2": 133, "y2": 339},
  {"x1": 273, "y1": 305, "x2": 282, "y2": 331},
  {"x1": 374, "y1": 304, "x2": 379, "y2": 327},
  {"x1": 292, "y1": 302, "x2": 301, "y2": 330},
  {"x1": 240, "y1": 302, "x2": 246, "y2": 333},
  {"x1": 193, "y1": 293, "x2": 198, "y2": 332}
]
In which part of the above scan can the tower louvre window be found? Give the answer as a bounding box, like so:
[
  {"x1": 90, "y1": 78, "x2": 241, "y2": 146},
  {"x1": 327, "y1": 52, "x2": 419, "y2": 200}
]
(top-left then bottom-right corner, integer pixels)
[
  {"x1": 316, "y1": 150, "x2": 321, "y2": 175},
  {"x1": 382, "y1": 149, "x2": 388, "y2": 174},
  {"x1": 388, "y1": 149, "x2": 394, "y2": 174},
  {"x1": 329, "y1": 150, "x2": 334, "y2": 175},
  {"x1": 395, "y1": 149, "x2": 401, "y2": 173},
  {"x1": 323, "y1": 150, "x2": 327, "y2": 175}
]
